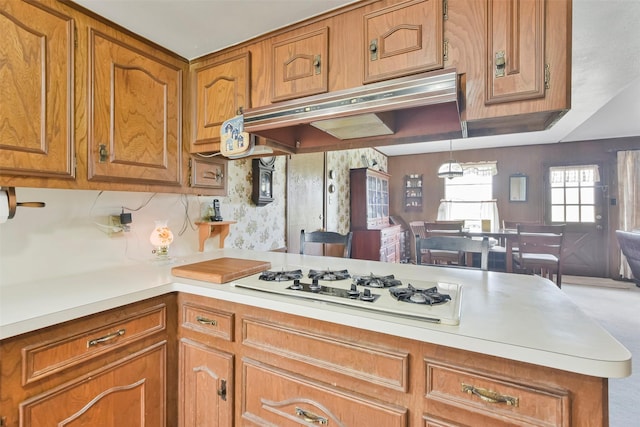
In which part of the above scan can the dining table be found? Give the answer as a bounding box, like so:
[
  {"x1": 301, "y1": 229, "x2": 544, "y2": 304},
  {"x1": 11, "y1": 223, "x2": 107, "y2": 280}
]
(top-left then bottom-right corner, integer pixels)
[{"x1": 461, "y1": 228, "x2": 519, "y2": 272}]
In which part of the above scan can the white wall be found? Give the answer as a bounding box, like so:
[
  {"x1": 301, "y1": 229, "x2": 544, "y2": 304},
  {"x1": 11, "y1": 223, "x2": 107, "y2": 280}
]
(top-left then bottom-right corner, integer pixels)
[{"x1": 0, "y1": 188, "x2": 214, "y2": 286}]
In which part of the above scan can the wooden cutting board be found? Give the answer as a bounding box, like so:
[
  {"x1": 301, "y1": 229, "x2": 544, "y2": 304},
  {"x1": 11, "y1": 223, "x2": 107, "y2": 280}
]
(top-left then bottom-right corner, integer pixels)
[{"x1": 171, "y1": 257, "x2": 271, "y2": 284}]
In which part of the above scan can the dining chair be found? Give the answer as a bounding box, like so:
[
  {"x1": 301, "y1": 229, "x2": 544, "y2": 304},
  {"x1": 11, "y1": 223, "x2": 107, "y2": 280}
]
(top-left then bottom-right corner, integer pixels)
[
  {"x1": 300, "y1": 230, "x2": 353, "y2": 258},
  {"x1": 616, "y1": 230, "x2": 640, "y2": 287},
  {"x1": 422, "y1": 222, "x2": 465, "y2": 265},
  {"x1": 513, "y1": 224, "x2": 565, "y2": 287},
  {"x1": 409, "y1": 221, "x2": 427, "y2": 263},
  {"x1": 416, "y1": 236, "x2": 490, "y2": 270}
]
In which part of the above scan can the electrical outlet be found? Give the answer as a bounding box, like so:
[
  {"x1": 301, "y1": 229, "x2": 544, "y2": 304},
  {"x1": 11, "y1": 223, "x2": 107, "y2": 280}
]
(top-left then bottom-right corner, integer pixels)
[{"x1": 108, "y1": 215, "x2": 124, "y2": 236}]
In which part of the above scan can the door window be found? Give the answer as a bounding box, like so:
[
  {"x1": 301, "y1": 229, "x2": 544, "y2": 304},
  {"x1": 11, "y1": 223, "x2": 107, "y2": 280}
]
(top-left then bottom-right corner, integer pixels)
[{"x1": 549, "y1": 165, "x2": 599, "y2": 223}]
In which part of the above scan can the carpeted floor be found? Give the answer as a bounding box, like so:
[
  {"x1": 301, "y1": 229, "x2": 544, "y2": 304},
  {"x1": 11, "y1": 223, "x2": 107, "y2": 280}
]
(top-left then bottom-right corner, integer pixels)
[{"x1": 562, "y1": 277, "x2": 640, "y2": 427}]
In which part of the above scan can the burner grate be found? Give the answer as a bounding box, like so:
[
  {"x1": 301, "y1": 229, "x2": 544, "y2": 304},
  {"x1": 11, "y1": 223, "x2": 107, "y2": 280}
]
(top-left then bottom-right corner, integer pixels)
[
  {"x1": 308, "y1": 269, "x2": 350, "y2": 281},
  {"x1": 353, "y1": 273, "x2": 402, "y2": 288},
  {"x1": 389, "y1": 284, "x2": 451, "y2": 305},
  {"x1": 259, "y1": 269, "x2": 303, "y2": 281}
]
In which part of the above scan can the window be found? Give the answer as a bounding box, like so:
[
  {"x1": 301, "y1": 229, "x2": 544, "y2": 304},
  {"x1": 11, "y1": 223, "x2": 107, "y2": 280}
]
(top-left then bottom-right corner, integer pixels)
[
  {"x1": 438, "y1": 162, "x2": 499, "y2": 231},
  {"x1": 549, "y1": 165, "x2": 599, "y2": 223}
]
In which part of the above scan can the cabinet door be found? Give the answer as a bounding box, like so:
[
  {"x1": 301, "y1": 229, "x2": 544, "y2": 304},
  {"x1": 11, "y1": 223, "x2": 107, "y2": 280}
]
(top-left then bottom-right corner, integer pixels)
[
  {"x1": 192, "y1": 53, "x2": 250, "y2": 153},
  {"x1": 0, "y1": 0, "x2": 74, "y2": 178},
  {"x1": 20, "y1": 342, "x2": 166, "y2": 426},
  {"x1": 271, "y1": 27, "x2": 328, "y2": 102},
  {"x1": 180, "y1": 339, "x2": 233, "y2": 427},
  {"x1": 364, "y1": 0, "x2": 443, "y2": 84},
  {"x1": 87, "y1": 29, "x2": 182, "y2": 185},
  {"x1": 485, "y1": 0, "x2": 546, "y2": 104}
]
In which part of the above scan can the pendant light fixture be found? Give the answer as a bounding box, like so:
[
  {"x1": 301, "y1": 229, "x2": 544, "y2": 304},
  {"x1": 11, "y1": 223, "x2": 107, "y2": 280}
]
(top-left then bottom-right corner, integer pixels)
[{"x1": 437, "y1": 140, "x2": 464, "y2": 179}]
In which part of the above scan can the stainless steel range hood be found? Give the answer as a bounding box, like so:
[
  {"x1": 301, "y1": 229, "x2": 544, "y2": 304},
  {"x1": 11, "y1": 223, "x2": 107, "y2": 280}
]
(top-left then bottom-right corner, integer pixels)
[{"x1": 243, "y1": 68, "x2": 464, "y2": 154}]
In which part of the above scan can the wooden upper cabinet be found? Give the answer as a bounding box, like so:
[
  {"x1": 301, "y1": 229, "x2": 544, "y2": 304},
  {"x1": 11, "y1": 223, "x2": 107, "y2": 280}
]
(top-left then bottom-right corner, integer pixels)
[
  {"x1": 192, "y1": 53, "x2": 250, "y2": 153},
  {"x1": 271, "y1": 27, "x2": 329, "y2": 102},
  {"x1": 0, "y1": 0, "x2": 74, "y2": 179},
  {"x1": 363, "y1": 0, "x2": 443, "y2": 84},
  {"x1": 486, "y1": 0, "x2": 546, "y2": 104},
  {"x1": 87, "y1": 29, "x2": 182, "y2": 186}
]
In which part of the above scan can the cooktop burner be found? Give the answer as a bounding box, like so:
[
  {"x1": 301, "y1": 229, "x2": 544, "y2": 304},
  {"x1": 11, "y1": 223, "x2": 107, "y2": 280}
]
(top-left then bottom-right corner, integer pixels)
[
  {"x1": 389, "y1": 284, "x2": 452, "y2": 305},
  {"x1": 352, "y1": 273, "x2": 402, "y2": 288},
  {"x1": 232, "y1": 266, "x2": 462, "y2": 325},
  {"x1": 308, "y1": 269, "x2": 350, "y2": 281},
  {"x1": 259, "y1": 269, "x2": 303, "y2": 281}
]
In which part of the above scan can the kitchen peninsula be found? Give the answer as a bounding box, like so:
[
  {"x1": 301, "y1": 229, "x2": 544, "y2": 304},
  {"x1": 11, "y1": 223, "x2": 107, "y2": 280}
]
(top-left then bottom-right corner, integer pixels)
[{"x1": 0, "y1": 249, "x2": 630, "y2": 426}]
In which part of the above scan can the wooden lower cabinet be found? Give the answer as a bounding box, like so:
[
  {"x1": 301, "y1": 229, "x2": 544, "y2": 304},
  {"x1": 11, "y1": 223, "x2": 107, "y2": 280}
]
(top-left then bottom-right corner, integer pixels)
[
  {"x1": 20, "y1": 342, "x2": 167, "y2": 426},
  {"x1": 0, "y1": 293, "x2": 610, "y2": 426},
  {"x1": 178, "y1": 295, "x2": 608, "y2": 427},
  {"x1": 0, "y1": 295, "x2": 175, "y2": 427},
  {"x1": 179, "y1": 339, "x2": 233, "y2": 427}
]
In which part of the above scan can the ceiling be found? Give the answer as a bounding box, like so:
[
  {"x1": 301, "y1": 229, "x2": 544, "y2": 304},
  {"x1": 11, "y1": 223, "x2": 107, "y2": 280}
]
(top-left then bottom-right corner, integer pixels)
[{"x1": 73, "y1": 0, "x2": 640, "y2": 156}]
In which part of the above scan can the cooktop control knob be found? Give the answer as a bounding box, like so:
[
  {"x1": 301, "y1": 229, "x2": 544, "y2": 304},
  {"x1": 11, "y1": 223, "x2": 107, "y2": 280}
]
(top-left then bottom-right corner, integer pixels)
[
  {"x1": 290, "y1": 279, "x2": 302, "y2": 290},
  {"x1": 348, "y1": 283, "x2": 360, "y2": 298},
  {"x1": 360, "y1": 288, "x2": 375, "y2": 302},
  {"x1": 309, "y1": 278, "x2": 321, "y2": 292}
]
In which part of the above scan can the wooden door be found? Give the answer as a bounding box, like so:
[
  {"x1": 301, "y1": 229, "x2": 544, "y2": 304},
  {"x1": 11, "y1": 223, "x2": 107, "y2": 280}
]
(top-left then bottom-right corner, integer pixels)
[
  {"x1": 179, "y1": 339, "x2": 233, "y2": 427},
  {"x1": 0, "y1": 0, "x2": 74, "y2": 178},
  {"x1": 87, "y1": 29, "x2": 182, "y2": 185},
  {"x1": 546, "y1": 163, "x2": 609, "y2": 277},
  {"x1": 20, "y1": 343, "x2": 166, "y2": 426},
  {"x1": 363, "y1": 0, "x2": 443, "y2": 84},
  {"x1": 191, "y1": 53, "x2": 250, "y2": 153},
  {"x1": 486, "y1": 0, "x2": 546, "y2": 104},
  {"x1": 271, "y1": 27, "x2": 328, "y2": 102},
  {"x1": 287, "y1": 153, "x2": 326, "y2": 255}
]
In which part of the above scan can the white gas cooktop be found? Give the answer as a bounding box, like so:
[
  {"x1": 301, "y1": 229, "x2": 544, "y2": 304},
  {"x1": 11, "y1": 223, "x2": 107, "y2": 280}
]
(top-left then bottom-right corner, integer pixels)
[{"x1": 232, "y1": 264, "x2": 462, "y2": 325}]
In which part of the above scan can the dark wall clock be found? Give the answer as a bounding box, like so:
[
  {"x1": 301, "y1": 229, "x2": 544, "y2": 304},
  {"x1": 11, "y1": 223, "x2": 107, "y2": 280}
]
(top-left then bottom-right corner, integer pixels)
[{"x1": 252, "y1": 157, "x2": 275, "y2": 206}]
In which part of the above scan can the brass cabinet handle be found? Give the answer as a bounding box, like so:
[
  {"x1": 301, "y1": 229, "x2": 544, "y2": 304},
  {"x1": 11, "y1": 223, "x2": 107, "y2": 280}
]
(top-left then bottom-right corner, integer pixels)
[
  {"x1": 495, "y1": 50, "x2": 506, "y2": 77},
  {"x1": 98, "y1": 144, "x2": 108, "y2": 163},
  {"x1": 295, "y1": 407, "x2": 328, "y2": 425},
  {"x1": 313, "y1": 55, "x2": 321, "y2": 75},
  {"x1": 461, "y1": 383, "x2": 519, "y2": 407},
  {"x1": 196, "y1": 316, "x2": 217, "y2": 326},
  {"x1": 87, "y1": 328, "x2": 125, "y2": 347},
  {"x1": 203, "y1": 169, "x2": 224, "y2": 181},
  {"x1": 369, "y1": 39, "x2": 378, "y2": 61},
  {"x1": 217, "y1": 379, "x2": 227, "y2": 401}
]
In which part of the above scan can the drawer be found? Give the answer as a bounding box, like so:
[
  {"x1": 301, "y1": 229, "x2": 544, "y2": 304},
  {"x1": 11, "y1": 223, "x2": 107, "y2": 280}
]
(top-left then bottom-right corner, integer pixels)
[
  {"x1": 181, "y1": 302, "x2": 234, "y2": 341},
  {"x1": 189, "y1": 155, "x2": 228, "y2": 191},
  {"x1": 425, "y1": 361, "x2": 570, "y2": 427},
  {"x1": 22, "y1": 303, "x2": 166, "y2": 384},
  {"x1": 242, "y1": 359, "x2": 407, "y2": 427},
  {"x1": 242, "y1": 318, "x2": 408, "y2": 392}
]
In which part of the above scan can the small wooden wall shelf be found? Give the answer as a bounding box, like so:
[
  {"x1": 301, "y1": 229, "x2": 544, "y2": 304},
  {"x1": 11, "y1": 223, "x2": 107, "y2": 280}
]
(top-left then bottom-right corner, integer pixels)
[{"x1": 195, "y1": 221, "x2": 237, "y2": 251}]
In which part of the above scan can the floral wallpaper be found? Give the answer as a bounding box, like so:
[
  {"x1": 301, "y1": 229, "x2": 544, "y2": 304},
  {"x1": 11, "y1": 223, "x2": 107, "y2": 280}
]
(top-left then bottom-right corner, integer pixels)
[
  {"x1": 208, "y1": 156, "x2": 287, "y2": 252},
  {"x1": 213, "y1": 148, "x2": 386, "y2": 252}
]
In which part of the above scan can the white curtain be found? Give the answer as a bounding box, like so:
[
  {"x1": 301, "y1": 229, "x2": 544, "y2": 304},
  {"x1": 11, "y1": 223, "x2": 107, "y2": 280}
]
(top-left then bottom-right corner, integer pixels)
[
  {"x1": 617, "y1": 150, "x2": 640, "y2": 279},
  {"x1": 437, "y1": 200, "x2": 500, "y2": 231}
]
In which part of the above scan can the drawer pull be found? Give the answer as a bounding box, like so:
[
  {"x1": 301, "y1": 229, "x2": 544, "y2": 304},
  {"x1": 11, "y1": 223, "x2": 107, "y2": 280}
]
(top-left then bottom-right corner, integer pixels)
[
  {"x1": 461, "y1": 383, "x2": 519, "y2": 407},
  {"x1": 87, "y1": 328, "x2": 125, "y2": 347},
  {"x1": 295, "y1": 407, "x2": 328, "y2": 425},
  {"x1": 196, "y1": 316, "x2": 217, "y2": 326}
]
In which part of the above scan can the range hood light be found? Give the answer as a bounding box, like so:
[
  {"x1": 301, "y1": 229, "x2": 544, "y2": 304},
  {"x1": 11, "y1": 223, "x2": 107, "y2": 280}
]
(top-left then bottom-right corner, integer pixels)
[{"x1": 310, "y1": 112, "x2": 395, "y2": 140}]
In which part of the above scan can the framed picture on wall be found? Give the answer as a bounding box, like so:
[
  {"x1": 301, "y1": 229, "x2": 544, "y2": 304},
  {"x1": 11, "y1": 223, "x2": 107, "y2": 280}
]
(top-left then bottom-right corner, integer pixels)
[{"x1": 509, "y1": 175, "x2": 528, "y2": 202}]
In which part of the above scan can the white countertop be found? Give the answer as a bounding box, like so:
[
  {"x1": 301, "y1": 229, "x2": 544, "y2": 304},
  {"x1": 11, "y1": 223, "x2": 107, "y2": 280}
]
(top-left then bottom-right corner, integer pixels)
[{"x1": 0, "y1": 249, "x2": 632, "y2": 379}]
